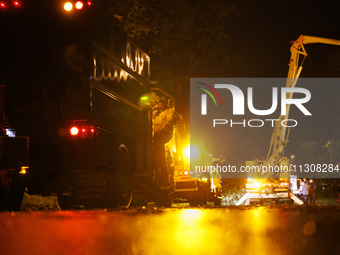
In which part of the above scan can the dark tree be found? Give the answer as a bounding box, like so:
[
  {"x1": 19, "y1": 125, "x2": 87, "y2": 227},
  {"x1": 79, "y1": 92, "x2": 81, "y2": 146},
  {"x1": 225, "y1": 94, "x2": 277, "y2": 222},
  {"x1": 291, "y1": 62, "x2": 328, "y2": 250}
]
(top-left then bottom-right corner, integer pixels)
[{"x1": 103, "y1": 0, "x2": 236, "y2": 114}]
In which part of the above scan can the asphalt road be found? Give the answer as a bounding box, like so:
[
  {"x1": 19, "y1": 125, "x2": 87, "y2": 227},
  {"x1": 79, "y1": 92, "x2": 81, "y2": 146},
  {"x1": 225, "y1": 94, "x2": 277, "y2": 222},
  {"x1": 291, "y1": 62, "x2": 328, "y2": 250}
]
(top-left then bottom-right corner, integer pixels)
[{"x1": 1, "y1": 205, "x2": 340, "y2": 255}]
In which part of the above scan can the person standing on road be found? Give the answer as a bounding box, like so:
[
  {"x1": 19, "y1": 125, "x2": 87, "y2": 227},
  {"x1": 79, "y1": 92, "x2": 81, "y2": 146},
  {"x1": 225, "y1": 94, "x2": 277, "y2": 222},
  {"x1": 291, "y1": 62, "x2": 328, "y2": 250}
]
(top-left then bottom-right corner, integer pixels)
[
  {"x1": 309, "y1": 179, "x2": 316, "y2": 204},
  {"x1": 301, "y1": 180, "x2": 309, "y2": 204}
]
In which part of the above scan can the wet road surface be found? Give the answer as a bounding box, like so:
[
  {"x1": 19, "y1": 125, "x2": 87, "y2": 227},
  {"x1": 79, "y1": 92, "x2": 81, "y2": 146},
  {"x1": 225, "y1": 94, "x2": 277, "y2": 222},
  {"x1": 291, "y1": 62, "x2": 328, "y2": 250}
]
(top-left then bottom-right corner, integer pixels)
[{"x1": 1, "y1": 205, "x2": 340, "y2": 255}]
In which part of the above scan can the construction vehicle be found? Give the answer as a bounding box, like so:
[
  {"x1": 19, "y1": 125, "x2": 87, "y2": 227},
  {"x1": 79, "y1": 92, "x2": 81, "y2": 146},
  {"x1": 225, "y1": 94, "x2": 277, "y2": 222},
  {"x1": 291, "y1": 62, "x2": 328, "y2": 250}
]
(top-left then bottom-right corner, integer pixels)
[
  {"x1": 0, "y1": 85, "x2": 29, "y2": 211},
  {"x1": 166, "y1": 132, "x2": 222, "y2": 206},
  {"x1": 1, "y1": 2, "x2": 174, "y2": 209},
  {"x1": 236, "y1": 35, "x2": 340, "y2": 205},
  {"x1": 151, "y1": 89, "x2": 222, "y2": 206}
]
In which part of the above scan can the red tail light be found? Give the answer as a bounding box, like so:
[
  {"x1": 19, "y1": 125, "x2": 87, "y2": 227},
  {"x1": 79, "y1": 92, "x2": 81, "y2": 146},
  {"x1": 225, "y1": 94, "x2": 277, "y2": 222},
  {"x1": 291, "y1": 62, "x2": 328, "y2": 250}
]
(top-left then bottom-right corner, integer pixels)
[
  {"x1": 75, "y1": 1, "x2": 83, "y2": 10},
  {"x1": 69, "y1": 126, "x2": 95, "y2": 138},
  {"x1": 0, "y1": 2, "x2": 6, "y2": 8}
]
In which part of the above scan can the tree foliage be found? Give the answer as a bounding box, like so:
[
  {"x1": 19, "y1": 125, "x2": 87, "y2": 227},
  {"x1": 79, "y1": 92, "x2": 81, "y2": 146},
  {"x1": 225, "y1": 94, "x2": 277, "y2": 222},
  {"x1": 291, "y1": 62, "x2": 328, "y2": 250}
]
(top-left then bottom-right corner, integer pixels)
[{"x1": 104, "y1": 0, "x2": 235, "y2": 96}]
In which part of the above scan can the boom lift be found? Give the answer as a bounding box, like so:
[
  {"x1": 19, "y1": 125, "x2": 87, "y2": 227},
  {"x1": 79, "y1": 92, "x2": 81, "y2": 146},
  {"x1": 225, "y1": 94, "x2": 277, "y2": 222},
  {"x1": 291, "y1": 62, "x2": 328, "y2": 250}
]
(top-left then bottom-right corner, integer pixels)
[{"x1": 236, "y1": 35, "x2": 340, "y2": 205}]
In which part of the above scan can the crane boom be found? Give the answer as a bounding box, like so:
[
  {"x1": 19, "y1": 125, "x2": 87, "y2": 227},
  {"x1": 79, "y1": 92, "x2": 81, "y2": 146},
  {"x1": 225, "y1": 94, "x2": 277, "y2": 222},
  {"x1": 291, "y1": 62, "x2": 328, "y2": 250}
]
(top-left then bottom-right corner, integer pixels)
[
  {"x1": 268, "y1": 35, "x2": 340, "y2": 161},
  {"x1": 237, "y1": 35, "x2": 340, "y2": 205}
]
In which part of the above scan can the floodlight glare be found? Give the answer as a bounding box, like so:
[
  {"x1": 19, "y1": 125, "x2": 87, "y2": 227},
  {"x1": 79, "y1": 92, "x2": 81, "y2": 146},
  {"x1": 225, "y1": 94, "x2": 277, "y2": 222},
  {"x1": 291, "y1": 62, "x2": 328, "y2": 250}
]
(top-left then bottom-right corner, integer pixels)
[{"x1": 64, "y1": 2, "x2": 73, "y2": 11}]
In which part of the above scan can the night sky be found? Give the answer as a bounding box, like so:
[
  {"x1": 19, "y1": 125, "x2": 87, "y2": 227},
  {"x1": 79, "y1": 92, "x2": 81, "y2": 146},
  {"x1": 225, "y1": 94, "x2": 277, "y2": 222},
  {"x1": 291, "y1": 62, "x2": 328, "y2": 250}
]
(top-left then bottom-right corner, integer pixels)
[{"x1": 225, "y1": 0, "x2": 340, "y2": 77}]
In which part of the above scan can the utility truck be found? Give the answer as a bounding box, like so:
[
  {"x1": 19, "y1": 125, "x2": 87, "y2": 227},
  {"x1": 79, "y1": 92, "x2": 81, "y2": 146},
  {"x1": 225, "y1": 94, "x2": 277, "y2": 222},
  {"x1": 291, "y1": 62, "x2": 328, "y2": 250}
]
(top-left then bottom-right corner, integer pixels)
[
  {"x1": 236, "y1": 35, "x2": 340, "y2": 205},
  {"x1": 1, "y1": 2, "x2": 174, "y2": 209}
]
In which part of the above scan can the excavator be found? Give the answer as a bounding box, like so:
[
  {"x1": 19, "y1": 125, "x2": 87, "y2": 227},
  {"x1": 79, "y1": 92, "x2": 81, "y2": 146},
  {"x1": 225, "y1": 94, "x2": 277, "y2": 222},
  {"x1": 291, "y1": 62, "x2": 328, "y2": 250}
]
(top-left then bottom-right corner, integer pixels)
[{"x1": 236, "y1": 35, "x2": 340, "y2": 205}]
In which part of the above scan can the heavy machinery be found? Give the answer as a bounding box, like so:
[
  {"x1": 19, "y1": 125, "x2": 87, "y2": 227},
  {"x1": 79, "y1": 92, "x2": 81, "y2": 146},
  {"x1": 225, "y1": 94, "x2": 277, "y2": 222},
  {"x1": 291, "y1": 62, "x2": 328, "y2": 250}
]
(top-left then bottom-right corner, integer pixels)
[
  {"x1": 166, "y1": 133, "x2": 222, "y2": 206},
  {"x1": 1, "y1": 2, "x2": 175, "y2": 209},
  {"x1": 150, "y1": 89, "x2": 221, "y2": 206},
  {"x1": 236, "y1": 35, "x2": 340, "y2": 205},
  {"x1": 0, "y1": 85, "x2": 29, "y2": 210}
]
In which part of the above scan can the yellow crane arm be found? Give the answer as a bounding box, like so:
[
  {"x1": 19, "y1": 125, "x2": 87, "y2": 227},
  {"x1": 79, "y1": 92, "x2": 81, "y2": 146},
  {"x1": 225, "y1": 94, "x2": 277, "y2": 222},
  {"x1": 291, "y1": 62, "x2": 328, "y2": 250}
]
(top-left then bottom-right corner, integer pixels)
[{"x1": 268, "y1": 35, "x2": 340, "y2": 160}]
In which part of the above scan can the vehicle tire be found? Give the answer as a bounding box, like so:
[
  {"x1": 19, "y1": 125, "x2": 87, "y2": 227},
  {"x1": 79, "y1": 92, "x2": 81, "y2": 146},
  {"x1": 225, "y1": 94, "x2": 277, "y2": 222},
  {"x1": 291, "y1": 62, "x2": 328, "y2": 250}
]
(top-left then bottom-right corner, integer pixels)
[
  {"x1": 189, "y1": 200, "x2": 199, "y2": 207},
  {"x1": 155, "y1": 187, "x2": 174, "y2": 208},
  {"x1": 130, "y1": 192, "x2": 147, "y2": 207},
  {"x1": 0, "y1": 177, "x2": 25, "y2": 211},
  {"x1": 189, "y1": 197, "x2": 207, "y2": 207},
  {"x1": 116, "y1": 145, "x2": 133, "y2": 208},
  {"x1": 214, "y1": 197, "x2": 222, "y2": 206},
  {"x1": 57, "y1": 195, "x2": 74, "y2": 210},
  {"x1": 198, "y1": 197, "x2": 208, "y2": 206}
]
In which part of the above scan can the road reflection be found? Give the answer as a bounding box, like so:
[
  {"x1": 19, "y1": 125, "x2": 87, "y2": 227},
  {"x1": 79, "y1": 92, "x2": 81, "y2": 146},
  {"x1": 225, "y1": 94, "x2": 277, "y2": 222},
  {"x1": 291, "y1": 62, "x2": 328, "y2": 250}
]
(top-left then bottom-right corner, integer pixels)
[{"x1": 1, "y1": 206, "x2": 340, "y2": 255}]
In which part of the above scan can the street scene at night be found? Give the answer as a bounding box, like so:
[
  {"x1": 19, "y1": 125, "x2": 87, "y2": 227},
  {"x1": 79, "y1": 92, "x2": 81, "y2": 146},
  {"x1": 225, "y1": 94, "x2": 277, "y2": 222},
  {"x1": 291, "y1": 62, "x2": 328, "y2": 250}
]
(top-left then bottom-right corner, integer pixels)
[{"x1": 1, "y1": 1, "x2": 340, "y2": 254}]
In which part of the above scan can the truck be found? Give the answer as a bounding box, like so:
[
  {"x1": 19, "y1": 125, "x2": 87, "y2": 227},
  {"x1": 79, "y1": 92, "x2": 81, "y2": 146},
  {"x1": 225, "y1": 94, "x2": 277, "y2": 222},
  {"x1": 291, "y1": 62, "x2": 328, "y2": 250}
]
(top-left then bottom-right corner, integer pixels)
[
  {"x1": 236, "y1": 35, "x2": 340, "y2": 205},
  {"x1": 1, "y1": 2, "x2": 174, "y2": 209},
  {"x1": 166, "y1": 132, "x2": 222, "y2": 206},
  {"x1": 0, "y1": 85, "x2": 29, "y2": 211},
  {"x1": 150, "y1": 88, "x2": 222, "y2": 206}
]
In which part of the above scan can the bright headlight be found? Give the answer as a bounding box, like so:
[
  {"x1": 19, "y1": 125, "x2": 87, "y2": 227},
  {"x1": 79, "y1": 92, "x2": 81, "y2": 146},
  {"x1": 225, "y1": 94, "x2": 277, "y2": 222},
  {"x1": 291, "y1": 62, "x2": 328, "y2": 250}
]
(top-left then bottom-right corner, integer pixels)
[
  {"x1": 253, "y1": 181, "x2": 261, "y2": 189},
  {"x1": 183, "y1": 144, "x2": 200, "y2": 160}
]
